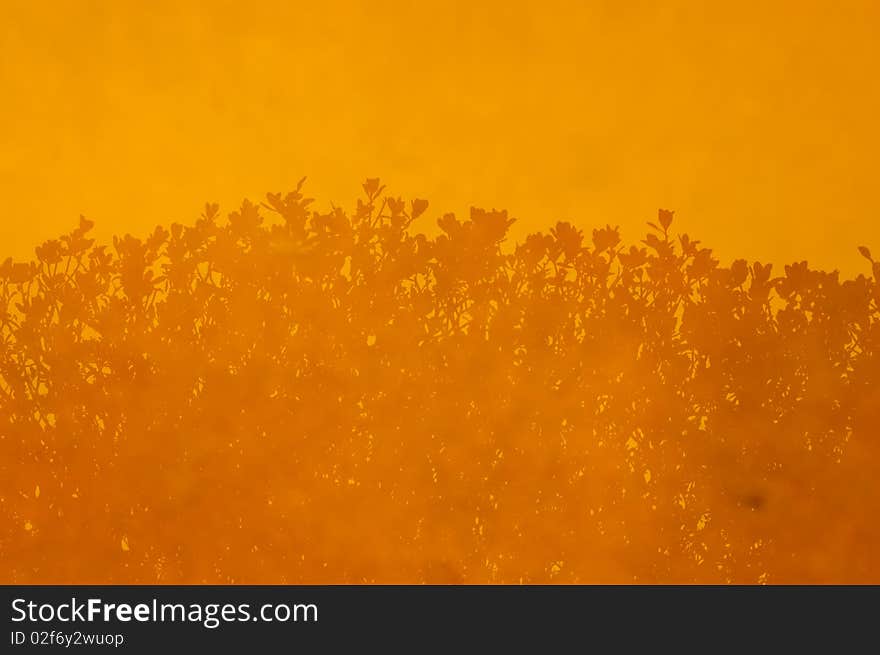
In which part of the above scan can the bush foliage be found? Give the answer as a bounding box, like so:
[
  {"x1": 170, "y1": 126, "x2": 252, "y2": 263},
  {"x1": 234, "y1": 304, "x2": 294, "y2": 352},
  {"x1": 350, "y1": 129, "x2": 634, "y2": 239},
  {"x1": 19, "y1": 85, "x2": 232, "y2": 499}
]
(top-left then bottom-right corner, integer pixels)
[{"x1": 2, "y1": 179, "x2": 879, "y2": 582}]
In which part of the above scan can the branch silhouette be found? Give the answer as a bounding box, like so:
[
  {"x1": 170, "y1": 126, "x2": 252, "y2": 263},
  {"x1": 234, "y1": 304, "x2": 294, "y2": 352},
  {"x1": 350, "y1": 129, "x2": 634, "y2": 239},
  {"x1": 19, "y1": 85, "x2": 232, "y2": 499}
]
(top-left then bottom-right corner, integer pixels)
[{"x1": 1, "y1": 180, "x2": 878, "y2": 584}]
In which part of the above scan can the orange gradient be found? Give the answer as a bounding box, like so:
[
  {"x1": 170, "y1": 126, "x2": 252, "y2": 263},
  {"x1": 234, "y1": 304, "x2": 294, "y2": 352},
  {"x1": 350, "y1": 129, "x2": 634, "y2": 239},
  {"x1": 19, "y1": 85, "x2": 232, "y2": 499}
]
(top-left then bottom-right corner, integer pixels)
[
  {"x1": 2, "y1": 1, "x2": 879, "y2": 271},
  {"x1": 2, "y1": 2, "x2": 879, "y2": 585}
]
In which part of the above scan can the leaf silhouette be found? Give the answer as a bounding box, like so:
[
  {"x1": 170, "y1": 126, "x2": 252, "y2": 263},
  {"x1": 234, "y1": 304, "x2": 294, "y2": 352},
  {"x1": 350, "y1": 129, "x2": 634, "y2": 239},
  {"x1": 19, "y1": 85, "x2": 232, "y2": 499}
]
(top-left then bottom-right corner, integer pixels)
[
  {"x1": 411, "y1": 198, "x2": 429, "y2": 219},
  {"x1": 2, "y1": 177, "x2": 877, "y2": 586}
]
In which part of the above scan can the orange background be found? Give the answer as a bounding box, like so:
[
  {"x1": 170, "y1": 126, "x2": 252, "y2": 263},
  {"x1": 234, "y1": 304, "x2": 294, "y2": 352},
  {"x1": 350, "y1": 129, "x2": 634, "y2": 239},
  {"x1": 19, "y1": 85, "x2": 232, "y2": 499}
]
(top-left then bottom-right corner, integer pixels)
[{"x1": 2, "y1": 0, "x2": 878, "y2": 272}]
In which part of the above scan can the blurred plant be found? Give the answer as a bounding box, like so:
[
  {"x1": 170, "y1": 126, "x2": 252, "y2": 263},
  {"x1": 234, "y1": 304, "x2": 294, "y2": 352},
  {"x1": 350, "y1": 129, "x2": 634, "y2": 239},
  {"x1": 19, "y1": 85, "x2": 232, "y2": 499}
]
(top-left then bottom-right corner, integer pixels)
[{"x1": 1, "y1": 183, "x2": 878, "y2": 584}]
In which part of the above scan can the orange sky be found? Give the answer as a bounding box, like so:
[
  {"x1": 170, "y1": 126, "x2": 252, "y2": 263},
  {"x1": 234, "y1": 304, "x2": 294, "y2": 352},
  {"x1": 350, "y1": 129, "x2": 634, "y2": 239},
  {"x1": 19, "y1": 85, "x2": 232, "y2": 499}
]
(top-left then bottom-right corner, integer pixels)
[{"x1": 2, "y1": 0, "x2": 878, "y2": 273}]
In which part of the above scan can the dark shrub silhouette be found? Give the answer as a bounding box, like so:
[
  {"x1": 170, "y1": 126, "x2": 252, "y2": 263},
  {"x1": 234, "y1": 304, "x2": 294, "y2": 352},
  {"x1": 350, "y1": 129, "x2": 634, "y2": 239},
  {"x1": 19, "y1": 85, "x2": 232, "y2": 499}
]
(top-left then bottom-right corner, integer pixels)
[{"x1": 1, "y1": 179, "x2": 878, "y2": 583}]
